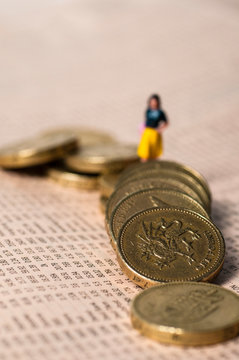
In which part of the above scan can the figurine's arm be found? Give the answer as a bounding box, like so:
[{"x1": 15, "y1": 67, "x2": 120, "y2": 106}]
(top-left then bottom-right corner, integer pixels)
[
  {"x1": 139, "y1": 111, "x2": 148, "y2": 135},
  {"x1": 157, "y1": 113, "x2": 169, "y2": 133},
  {"x1": 139, "y1": 122, "x2": 146, "y2": 135},
  {"x1": 157, "y1": 121, "x2": 168, "y2": 133}
]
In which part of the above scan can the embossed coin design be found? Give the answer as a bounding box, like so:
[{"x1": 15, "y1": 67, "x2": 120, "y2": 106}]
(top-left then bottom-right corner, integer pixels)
[
  {"x1": 0, "y1": 133, "x2": 78, "y2": 168},
  {"x1": 131, "y1": 282, "x2": 239, "y2": 346},
  {"x1": 66, "y1": 143, "x2": 138, "y2": 173},
  {"x1": 109, "y1": 189, "x2": 210, "y2": 250},
  {"x1": 47, "y1": 163, "x2": 99, "y2": 190},
  {"x1": 106, "y1": 177, "x2": 204, "y2": 223},
  {"x1": 117, "y1": 207, "x2": 225, "y2": 288}
]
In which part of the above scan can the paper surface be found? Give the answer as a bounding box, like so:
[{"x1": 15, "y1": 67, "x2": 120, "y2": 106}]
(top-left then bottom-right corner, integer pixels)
[{"x1": 0, "y1": 1, "x2": 239, "y2": 359}]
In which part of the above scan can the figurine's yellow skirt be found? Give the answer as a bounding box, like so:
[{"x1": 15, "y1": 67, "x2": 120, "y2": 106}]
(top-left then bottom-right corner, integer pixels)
[{"x1": 137, "y1": 128, "x2": 163, "y2": 159}]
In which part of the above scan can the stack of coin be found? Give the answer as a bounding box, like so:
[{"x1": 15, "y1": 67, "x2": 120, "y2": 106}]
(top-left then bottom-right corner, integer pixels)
[
  {"x1": 105, "y1": 160, "x2": 225, "y2": 288},
  {"x1": 0, "y1": 128, "x2": 139, "y2": 194},
  {"x1": 0, "y1": 132, "x2": 78, "y2": 168},
  {"x1": 45, "y1": 128, "x2": 138, "y2": 193}
]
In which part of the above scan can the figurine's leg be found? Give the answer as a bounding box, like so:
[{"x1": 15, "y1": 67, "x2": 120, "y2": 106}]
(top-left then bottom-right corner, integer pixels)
[{"x1": 140, "y1": 158, "x2": 148, "y2": 163}]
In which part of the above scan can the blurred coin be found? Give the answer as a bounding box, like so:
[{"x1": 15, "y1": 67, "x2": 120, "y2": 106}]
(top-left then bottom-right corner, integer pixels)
[
  {"x1": 99, "y1": 195, "x2": 108, "y2": 213},
  {"x1": 0, "y1": 133, "x2": 78, "y2": 168},
  {"x1": 106, "y1": 177, "x2": 204, "y2": 224},
  {"x1": 119, "y1": 168, "x2": 210, "y2": 213},
  {"x1": 131, "y1": 282, "x2": 239, "y2": 346},
  {"x1": 118, "y1": 160, "x2": 211, "y2": 201},
  {"x1": 66, "y1": 143, "x2": 138, "y2": 174},
  {"x1": 47, "y1": 163, "x2": 99, "y2": 190},
  {"x1": 117, "y1": 207, "x2": 225, "y2": 288},
  {"x1": 99, "y1": 172, "x2": 121, "y2": 198},
  {"x1": 108, "y1": 189, "x2": 210, "y2": 250},
  {"x1": 42, "y1": 127, "x2": 116, "y2": 146}
]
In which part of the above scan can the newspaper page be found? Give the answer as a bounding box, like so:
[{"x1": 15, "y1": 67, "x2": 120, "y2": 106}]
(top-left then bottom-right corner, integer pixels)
[{"x1": 0, "y1": 0, "x2": 239, "y2": 359}]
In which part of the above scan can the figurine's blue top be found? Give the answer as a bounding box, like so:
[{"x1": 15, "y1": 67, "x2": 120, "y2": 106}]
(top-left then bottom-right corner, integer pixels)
[{"x1": 145, "y1": 109, "x2": 167, "y2": 128}]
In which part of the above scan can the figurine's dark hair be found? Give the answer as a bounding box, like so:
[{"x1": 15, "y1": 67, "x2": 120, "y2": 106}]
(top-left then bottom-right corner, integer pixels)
[{"x1": 148, "y1": 94, "x2": 160, "y2": 108}]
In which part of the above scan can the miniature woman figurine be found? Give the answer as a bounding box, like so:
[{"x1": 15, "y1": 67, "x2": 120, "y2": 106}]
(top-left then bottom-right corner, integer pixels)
[{"x1": 137, "y1": 94, "x2": 168, "y2": 162}]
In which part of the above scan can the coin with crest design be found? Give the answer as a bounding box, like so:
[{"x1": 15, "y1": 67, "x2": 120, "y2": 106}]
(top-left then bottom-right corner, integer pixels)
[
  {"x1": 117, "y1": 207, "x2": 225, "y2": 288},
  {"x1": 108, "y1": 188, "x2": 210, "y2": 250}
]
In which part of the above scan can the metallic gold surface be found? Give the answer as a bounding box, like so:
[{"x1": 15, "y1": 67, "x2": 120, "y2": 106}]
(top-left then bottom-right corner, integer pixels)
[
  {"x1": 99, "y1": 195, "x2": 108, "y2": 214},
  {"x1": 109, "y1": 189, "x2": 210, "y2": 250},
  {"x1": 106, "y1": 177, "x2": 204, "y2": 223},
  {"x1": 131, "y1": 282, "x2": 239, "y2": 346},
  {"x1": 0, "y1": 133, "x2": 78, "y2": 168},
  {"x1": 42, "y1": 127, "x2": 116, "y2": 146},
  {"x1": 66, "y1": 143, "x2": 138, "y2": 173},
  {"x1": 99, "y1": 173, "x2": 121, "y2": 198},
  {"x1": 118, "y1": 160, "x2": 211, "y2": 201},
  {"x1": 119, "y1": 168, "x2": 210, "y2": 213},
  {"x1": 117, "y1": 207, "x2": 225, "y2": 288},
  {"x1": 47, "y1": 164, "x2": 99, "y2": 190}
]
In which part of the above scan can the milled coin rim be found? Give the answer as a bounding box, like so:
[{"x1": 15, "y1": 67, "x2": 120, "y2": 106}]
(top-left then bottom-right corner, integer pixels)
[
  {"x1": 118, "y1": 168, "x2": 210, "y2": 212},
  {"x1": 131, "y1": 282, "x2": 239, "y2": 346},
  {"x1": 106, "y1": 177, "x2": 207, "y2": 224},
  {"x1": 109, "y1": 188, "x2": 210, "y2": 248},
  {"x1": 117, "y1": 207, "x2": 225, "y2": 286},
  {"x1": 117, "y1": 160, "x2": 211, "y2": 201}
]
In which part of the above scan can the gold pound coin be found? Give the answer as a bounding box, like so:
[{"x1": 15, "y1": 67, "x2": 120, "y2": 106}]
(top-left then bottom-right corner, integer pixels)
[
  {"x1": 47, "y1": 164, "x2": 99, "y2": 190},
  {"x1": 108, "y1": 189, "x2": 210, "y2": 250},
  {"x1": 117, "y1": 207, "x2": 225, "y2": 288},
  {"x1": 119, "y1": 168, "x2": 210, "y2": 213},
  {"x1": 0, "y1": 133, "x2": 78, "y2": 168},
  {"x1": 118, "y1": 160, "x2": 211, "y2": 201},
  {"x1": 131, "y1": 282, "x2": 239, "y2": 346},
  {"x1": 66, "y1": 143, "x2": 138, "y2": 174},
  {"x1": 42, "y1": 127, "x2": 116, "y2": 146},
  {"x1": 99, "y1": 173, "x2": 121, "y2": 198},
  {"x1": 106, "y1": 177, "x2": 204, "y2": 224}
]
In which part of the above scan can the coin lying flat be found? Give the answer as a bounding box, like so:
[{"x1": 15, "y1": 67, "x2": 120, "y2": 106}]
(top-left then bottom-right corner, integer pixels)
[
  {"x1": 117, "y1": 207, "x2": 225, "y2": 288},
  {"x1": 118, "y1": 160, "x2": 211, "y2": 201},
  {"x1": 99, "y1": 173, "x2": 121, "y2": 198},
  {"x1": 66, "y1": 143, "x2": 138, "y2": 173},
  {"x1": 106, "y1": 177, "x2": 204, "y2": 223},
  {"x1": 119, "y1": 168, "x2": 210, "y2": 213},
  {"x1": 0, "y1": 133, "x2": 78, "y2": 168},
  {"x1": 131, "y1": 282, "x2": 239, "y2": 346},
  {"x1": 42, "y1": 127, "x2": 116, "y2": 147},
  {"x1": 47, "y1": 163, "x2": 99, "y2": 190},
  {"x1": 108, "y1": 189, "x2": 210, "y2": 250}
]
